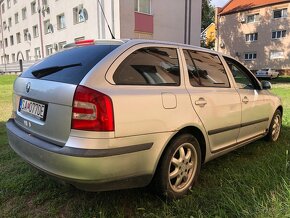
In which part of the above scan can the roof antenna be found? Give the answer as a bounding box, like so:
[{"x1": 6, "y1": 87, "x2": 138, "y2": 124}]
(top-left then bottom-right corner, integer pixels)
[{"x1": 97, "y1": 0, "x2": 115, "y2": 39}]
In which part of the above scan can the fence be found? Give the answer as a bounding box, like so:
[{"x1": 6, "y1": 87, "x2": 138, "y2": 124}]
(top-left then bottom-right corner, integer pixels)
[{"x1": 0, "y1": 60, "x2": 37, "y2": 74}]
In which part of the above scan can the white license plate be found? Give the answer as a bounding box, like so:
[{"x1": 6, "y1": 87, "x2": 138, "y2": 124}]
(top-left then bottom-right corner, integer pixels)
[{"x1": 19, "y1": 98, "x2": 47, "y2": 120}]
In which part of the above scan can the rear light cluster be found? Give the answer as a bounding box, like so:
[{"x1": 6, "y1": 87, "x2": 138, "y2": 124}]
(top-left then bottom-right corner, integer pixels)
[{"x1": 72, "y1": 85, "x2": 114, "y2": 131}]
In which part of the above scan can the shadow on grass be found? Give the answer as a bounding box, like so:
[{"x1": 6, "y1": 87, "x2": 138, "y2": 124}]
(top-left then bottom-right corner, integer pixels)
[{"x1": 1, "y1": 122, "x2": 290, "y2": 217}]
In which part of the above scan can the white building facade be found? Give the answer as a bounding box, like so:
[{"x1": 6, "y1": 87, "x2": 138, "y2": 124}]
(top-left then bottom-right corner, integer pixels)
[{"x1": 0, "y1": 0, "x2": 201, "y2": 70}]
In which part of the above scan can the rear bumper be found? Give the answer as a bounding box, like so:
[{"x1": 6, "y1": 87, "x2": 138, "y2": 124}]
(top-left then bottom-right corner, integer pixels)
[{"x1": 6, "y1": 119, "x2": 155, "y2": 191}]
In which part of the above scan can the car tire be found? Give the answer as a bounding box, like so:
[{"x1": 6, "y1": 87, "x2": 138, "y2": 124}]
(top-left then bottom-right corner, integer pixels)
[
  {"x1": 153, "y1": 134, "x2": 201, "y2": 199},
  {"x1": 266, "y1": 110, "x2": 282, "y2": 142}
]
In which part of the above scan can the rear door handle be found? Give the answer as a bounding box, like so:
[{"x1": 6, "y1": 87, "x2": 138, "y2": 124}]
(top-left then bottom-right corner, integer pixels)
[
  {"x1": 195, "y1": 98, "x2": 207, "y2": 107},
  {"x1": 242, "y1": 96, "x2": 249, "y2": 104}
]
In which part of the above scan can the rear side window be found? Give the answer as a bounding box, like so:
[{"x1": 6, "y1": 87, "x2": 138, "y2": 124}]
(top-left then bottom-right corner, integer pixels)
[
  {"x1": 113, "y1": 47, "x2": 180, "y2": 86},
  {"x1": 184, "y1": 50, "x2": 230, "y2": 88},
  {"x1": 21, "y1": 45, "x2": 119, "y2": 85}
]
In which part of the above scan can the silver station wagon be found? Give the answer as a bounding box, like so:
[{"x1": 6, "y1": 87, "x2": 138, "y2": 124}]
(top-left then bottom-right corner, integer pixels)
[{"x1": 6, "y1": 39, "x2": 282, "y2": 199}]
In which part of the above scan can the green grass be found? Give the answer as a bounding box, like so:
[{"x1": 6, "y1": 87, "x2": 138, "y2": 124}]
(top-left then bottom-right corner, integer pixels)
[{"x1": 0, "y1": 75, "x2": 290, "y2": 217}]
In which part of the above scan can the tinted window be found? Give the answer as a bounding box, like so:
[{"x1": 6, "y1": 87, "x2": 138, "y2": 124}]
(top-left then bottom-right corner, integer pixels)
[
  {"x1": 224, "y1": 56, "x2": 259, "y2": 90},
  {"x1": 21, "y1": 45, "x2": 119, "y2": 85},
  {"x1": 113, "y1": 47, "x2": 180, "y2": 86},
  {"x1": 184, "y1": 50, "x2": 230, "y2": 88}
]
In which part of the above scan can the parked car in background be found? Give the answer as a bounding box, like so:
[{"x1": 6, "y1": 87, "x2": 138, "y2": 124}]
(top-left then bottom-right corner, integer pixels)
[
  {"x1": 256, "y1": 68, "x2": 279, "y2": 79},
  {"x1": 6, "y1": 39, "x2": 283, "y2": 199}
]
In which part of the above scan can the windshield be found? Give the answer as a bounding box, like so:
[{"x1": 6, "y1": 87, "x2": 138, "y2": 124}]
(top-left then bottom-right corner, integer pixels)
[{"x1": 21, "y1": 45, "x2": 119, "y2": 85}]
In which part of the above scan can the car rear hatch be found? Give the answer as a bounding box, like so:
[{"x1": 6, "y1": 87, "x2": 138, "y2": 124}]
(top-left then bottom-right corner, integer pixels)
[{"x1": 13, "y1": 44, "x2": 120, "y2": 146}]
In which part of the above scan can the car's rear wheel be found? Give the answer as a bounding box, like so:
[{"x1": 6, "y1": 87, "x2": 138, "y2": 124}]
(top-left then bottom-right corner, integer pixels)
[
  {"x1": 154, "y1": 134, "x2": 201, "y2": 199},
  {"x1": 266, "y1": 110, "x2": 282, "y2": 142}
]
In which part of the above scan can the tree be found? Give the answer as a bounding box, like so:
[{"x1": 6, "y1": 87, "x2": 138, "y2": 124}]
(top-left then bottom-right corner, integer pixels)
[
  {"x1": 201, "y1": 0, "x2": 215, "y2": 31},
  {"x1": 201, "y1": 0, "x2": 215, "y2": 49}
]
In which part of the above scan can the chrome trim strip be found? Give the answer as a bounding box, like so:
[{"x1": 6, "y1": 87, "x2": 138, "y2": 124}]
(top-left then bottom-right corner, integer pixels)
[{"x1": 208, "y1": 118, "x2": 269, "y2": 135}]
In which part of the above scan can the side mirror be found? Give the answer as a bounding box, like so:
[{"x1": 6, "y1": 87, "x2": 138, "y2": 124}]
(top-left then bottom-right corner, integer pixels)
[{"x1": 261, "y1": 80, "x2": 272, "y2": 90}]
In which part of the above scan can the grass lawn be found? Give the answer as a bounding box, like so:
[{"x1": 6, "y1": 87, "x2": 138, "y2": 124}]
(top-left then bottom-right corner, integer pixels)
[{"x1": 0, "y1": 75, "x2": 290, "y2": 217}]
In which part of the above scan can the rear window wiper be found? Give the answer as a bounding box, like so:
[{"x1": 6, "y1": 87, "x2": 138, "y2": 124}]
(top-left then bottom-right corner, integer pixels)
[{"x1": 32, "y1": 63, "x2": 82, "y2": 78}]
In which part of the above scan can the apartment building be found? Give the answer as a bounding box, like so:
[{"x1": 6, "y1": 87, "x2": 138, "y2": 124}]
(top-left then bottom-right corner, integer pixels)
[
  {"x1": 0, "y1": 0, "x2": 202, "y2": 69},
  {"x1": 216, "y1": 0, "x2": 290, "y2": 74}
]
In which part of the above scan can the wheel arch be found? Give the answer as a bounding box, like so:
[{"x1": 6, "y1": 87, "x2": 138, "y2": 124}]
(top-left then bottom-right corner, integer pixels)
[
  {"x1": 153, "y1": 126, "x2": 207, "y2": 176},
  {"x1": 277, "y1": 105, "x2": 283, "y2": 116}
]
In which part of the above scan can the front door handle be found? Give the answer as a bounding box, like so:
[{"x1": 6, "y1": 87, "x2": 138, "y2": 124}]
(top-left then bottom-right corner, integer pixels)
[
  {"x1": 195, "y1": 98, "x2": 207, "y2": 107},
  {"x1": 242, "y1": 96, "x2": 249, "y2": 104}
]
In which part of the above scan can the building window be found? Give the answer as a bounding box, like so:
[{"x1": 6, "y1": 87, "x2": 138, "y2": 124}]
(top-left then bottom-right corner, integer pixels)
[
  {"x1": 15, "y1": 13, "x2": 19, "y2": 24},
  {"x1": 26, "y1": 49, "x2": 30, "y2": 60},
  {"x1": 270, "y1": 51, "x2": 284, "y2": 59},
  {"x1": 16, "y1": 32, "x2": 21, "y2": 43},
  {"x1": 12, "y1": 53, "x2": 15, "y2": 62},
  {"x1": 22, "y1": 7, "x2": 27, "y2": 20},
  {"x1": 272, "y1": 30, "x2": 286, "y2": 39},
  {"x1": 246, "y1": 13, "x2": 259, "y2": 23},
  {"x1": 23, "y1": 28, "x2": 29, "y2": 41},
  {"x1": 31, "y1": 1, "x2": 36, "y2": 14},
  {"x1": 74, "y1": 36, "x2": 85, "y2": 42},
  {"x1": 13, "y1": 0, "x2": 17, "y2": 4},
  {"x1": 73, "y1": 5, "x2": 87, "y2": 24},
  {"x1": 273, "y1": 8, "x2": 287, "y2": 18},
  {"x1": 0, "y1": 40, "x2": 2, "y2": 49},
  {"x1": 244, "y1": 52, "x2": 257, "y2": 61},
  {"x1": 184, "y1": 50, "x2": 229, "y2": 88},
  {"x1": 8, "y1": 17, "x2": 12, "y2": 27},
  {"x1": 32, "y1": 25, "x2": 39, "y2": 37},
  {"x1": 1, "y1": 3, "x2": 5, "y2": 14},
  {"x1": 4, "y1": 38, "x2": 8, "y2": 47},
  {"x1": 34, "y1": 47, "x2": 41, "y2": 59},
  {"x1": 135, "y1": 0, "x2": 151, "y2": 14},
  {"x1": 46, "y1": 44, "x2": 53, "y2": 56},
  {"x1": 10, "y1": 35, "x2": 14, "y2": 45},
  {"x1": 245, "y1": 33, "x2": 258, "y2": 42},
  {"x1": 7, "y1": 0, "x2": 11, "y2": 9},
  {"x1": 57, "y1": 13, "x2": 66, "y2": 29},
  {"x1": 58, "y1": 41, "x2": 67, "y2": 50},
  {"x1": 44, "y1": 19, "x2": 52, "y2": 34}
]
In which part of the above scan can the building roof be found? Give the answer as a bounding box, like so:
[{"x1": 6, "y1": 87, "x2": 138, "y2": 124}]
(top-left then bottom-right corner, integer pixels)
[{"x1": 219, "y1": 0, "x2": 290, "y2": 15}]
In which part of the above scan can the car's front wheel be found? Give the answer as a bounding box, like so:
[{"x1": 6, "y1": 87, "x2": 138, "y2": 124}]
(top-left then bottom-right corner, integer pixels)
[
  {"x1": 154, "y1": 134, "x2": 201, "y2": 199},
  {"x1": 266, "y1": 110, "x2": 282, "y2": 142}
]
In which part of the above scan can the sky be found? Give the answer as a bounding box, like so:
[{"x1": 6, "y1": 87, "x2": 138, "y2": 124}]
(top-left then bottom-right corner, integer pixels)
[{"x1": 211, "y1": 0, "x2": 229, "y2": 7}]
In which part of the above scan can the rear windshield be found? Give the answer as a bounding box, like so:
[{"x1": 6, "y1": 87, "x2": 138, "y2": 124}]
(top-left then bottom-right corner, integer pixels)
[{"x1": 20, "y1": 45, "x2": 119, "y2": 84}]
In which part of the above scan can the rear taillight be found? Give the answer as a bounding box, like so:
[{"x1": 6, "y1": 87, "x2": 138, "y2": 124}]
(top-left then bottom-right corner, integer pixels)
[{"x1": 72, "y1": 85, "x2": 114, "y2": 131}]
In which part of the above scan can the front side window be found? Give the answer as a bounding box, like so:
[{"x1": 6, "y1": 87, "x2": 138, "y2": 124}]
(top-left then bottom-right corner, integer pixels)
[
  {"x1": 273, "y1": 8, "x2": 287, "y2": 18},
  {"x1": 114, "y1": 47, "x2": 180, "y2": 86},
  {"x1": 135, "y1": 0, "x2": 151, "y2": 14},
  {"x1": 183, "y1": 50, "x2": 230, "y2": 88},
  {"x1": 224, "y1": 56, "x2": 257, "y2": 90}
]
